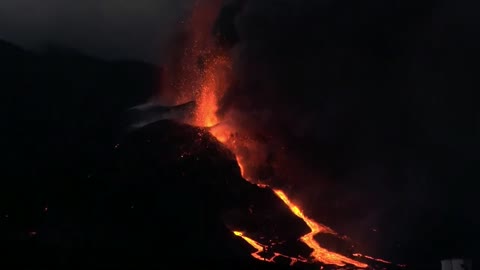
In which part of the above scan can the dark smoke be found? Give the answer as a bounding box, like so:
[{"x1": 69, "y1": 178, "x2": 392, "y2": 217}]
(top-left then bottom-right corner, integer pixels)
[{"x1": 214, "y1": 0, "x2": 479, "y2": 262}]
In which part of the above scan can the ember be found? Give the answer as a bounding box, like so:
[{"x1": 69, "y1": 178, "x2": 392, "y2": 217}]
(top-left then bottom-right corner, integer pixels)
[{"x1": 156, "y1": 0, "x2": 391, "y2": 268}]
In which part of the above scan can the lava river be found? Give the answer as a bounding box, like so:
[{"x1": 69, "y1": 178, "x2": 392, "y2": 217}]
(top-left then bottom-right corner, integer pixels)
[
  {"x1": 209, "y1": 120, "x2": 369, "y2": 268},
  {"x1": 180, "y1": 51, "x2": 369, "y2": 268},
  {"x1": 160, "y1": 1, "x2": 377, "y2": 267}
]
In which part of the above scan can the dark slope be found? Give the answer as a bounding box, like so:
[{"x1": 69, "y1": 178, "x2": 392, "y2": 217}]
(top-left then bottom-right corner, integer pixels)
[
  {"x1": 0, "y1": 40, "x2": 159, "y2": 265},
  {"x1": 0, "y1": 39, "x2": 158, "y2": 221},
  {"x1": 0, "y1": 40, "x2": 313, "y2": 269}
]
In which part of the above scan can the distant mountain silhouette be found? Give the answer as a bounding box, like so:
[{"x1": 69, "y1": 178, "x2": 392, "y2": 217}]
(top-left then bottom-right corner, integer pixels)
[
  {"x1": 0, "y1": 40, "x2": 158, "y2": 207},
  {"x1": 0, "y1": 40, "x2": 162, "y2": 267}
]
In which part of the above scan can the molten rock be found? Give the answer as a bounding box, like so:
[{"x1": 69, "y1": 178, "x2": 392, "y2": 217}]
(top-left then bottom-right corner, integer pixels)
[
  {"x1": 19, "y1": 120, "x2": 396, "y2": 269},
  {"x1": 114, "y1": 120, "x2": 312, "y2": 262},
  {"x1": 32, "y1": 119, "x2": 313, "y2": 269}
]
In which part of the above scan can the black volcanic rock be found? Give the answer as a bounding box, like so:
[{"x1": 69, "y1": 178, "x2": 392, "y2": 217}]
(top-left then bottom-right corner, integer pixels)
[
  {"x1": 0, "y1": 39, "x2": 309, "y2": 269},
  {"x1": 104, "y1": 120, "x2": 312, "y2": 262},
  {"x1": 0, "y1": 39, "x2": 158, "y2": 219},
  {"x1": 0, "y1": 40, "x2": 360, "y2": 268},
  {"x1": 0, "y1": 116, "x2": 313, "y2": 268}
]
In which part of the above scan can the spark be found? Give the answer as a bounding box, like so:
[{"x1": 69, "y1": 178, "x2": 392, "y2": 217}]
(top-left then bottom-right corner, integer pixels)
[
  {"x1": 161, "y1": 4, "x2": 389, "y2": 266},
  {"x1": 186, "y1": 44, "x2": 370, "y2": 268}
]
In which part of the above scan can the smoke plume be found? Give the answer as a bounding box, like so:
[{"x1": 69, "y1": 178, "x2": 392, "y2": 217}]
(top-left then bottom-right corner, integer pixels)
[{"x1": 214, "y1": 0, "x2": 479, "y2": 260}]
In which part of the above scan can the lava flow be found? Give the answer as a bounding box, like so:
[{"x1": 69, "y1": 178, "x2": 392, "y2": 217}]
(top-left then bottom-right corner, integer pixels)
[
  {"x1": 160, "y1": 1, "x2": 372, "y2": 268},
  {"x1": 211, "y1": 124, "x2": 368, "y2": 268},
  {"x1": 274, "y1": 190, "x2": 368, "y2": 268},
  {"x1": 233, "y1": 231, "x2": 308, "y2": 265},
  {"x1": 183, "y1": 51, "x2": 369, "y2": 268}
]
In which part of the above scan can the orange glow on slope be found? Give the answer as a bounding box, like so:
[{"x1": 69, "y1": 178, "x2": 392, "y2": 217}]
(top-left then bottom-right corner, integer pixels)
[
  {"x1": 233, "y1": 231, "x2": 307, "y2": 265},
  {"x1": 274, "y1": 190, "x2": 368, "y2": 268},
  {"x1": 233, "y1": 231, "x2": 266, "y2": 261},
  {"x1": 192, "y1": 77, "x2": 369, "y2": 267},
  {"x1": 190, "y1": 71, "x2": 369, "y2": 267},
  {"x1": 181, "y1": 30, "x2": 369, "y2": 270},
  {"x1": 160, "y1": 1, "x2": 380, "y2": 268}
]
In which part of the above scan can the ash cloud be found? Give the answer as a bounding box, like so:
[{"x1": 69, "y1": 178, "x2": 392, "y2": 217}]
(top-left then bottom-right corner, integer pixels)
[{"x1": 215, "y1": 0, "x2": 479, "y2": 260}]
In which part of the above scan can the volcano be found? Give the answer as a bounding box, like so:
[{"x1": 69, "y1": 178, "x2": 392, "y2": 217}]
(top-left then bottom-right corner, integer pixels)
[
  {"x1": 0, "y1": 36, "x2": 398, "y2": 270},
  {"x1": 113, "y1": 120, "x2": 311, "y2": 265},
  {"x1": 95, "y1": 119, "x2": 399, "y2": 269},
  {"x1": 10, "y1": 118, "x2": 373, "y2": 269},
  {"x1": 98, "y1": 0, "x2": 402, "y2": 267},
  {"x1": 1, "y1": 0, "x2": 478, "y2": 267}
]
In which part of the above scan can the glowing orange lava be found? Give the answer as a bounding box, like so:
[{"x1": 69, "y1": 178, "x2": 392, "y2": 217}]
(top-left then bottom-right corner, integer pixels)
[
  {"x1": 190, "y1": 54, "x2": 230, "y2": 128},
  {"x1": 233, "y1": 231, "x2": 267, "y2": 261},
  {"x1": 187, "y1": 52, "x2": 369, "y2": 268},
  {"x1": 233, "y1": 231, "x2": 307, "y2": 265},
  {"x1": 274, "y1": 190, "x2": 368, "y2": 268},
  {"x1": 161, "y1": 1, "x2": 378, "y2": 268}
]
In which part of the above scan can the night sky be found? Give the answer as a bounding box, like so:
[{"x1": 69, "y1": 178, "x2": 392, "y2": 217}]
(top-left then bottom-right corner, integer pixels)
[
  {"x1": 0, "y1": 0, "x2": 478, "y2": 269},
  {"x1": 215, "y1": 0, "x2": 479, "y2": 261},
  {"x1": 0, "y1": 0, "x2": 195, "y2": 63}
]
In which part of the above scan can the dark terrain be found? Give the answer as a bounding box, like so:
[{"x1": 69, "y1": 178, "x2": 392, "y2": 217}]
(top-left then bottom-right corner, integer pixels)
[
  {"x1": 0, "y1": 39, "x2": 318, "y2": 269},
  {"x1": 0, "y1": 39, "x2": 476, "y2": 269}
]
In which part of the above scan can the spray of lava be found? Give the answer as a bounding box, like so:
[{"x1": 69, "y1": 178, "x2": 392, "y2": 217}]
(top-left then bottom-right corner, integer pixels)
[
  {"x1": 158, "y1": 0, "x2": 382, "y2": 268},
  {"x1": 176, "y1": 39, "x2": 369, "y2": 269}
]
